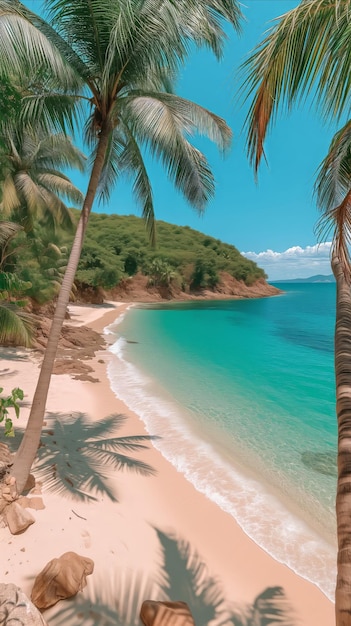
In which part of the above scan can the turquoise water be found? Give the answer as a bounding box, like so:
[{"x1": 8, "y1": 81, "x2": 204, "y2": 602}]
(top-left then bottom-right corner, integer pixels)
[{"x1": 106, "y1": 284, "x2": 337, "y2": 599}]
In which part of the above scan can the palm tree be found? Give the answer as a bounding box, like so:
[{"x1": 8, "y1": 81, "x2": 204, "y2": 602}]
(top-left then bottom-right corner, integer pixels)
[
  {"x1": 0, "y1": 0, "x2": 242, "y2": 495},
  {"x1": 240, "y1": 2, "x2": 351, "y2": 623},
  {"x1": 0, "y1": 126, "x2": 86, "y2": 233},
  {"x1": 0, "y1": 122, "x2": 85, "y2": 345}
]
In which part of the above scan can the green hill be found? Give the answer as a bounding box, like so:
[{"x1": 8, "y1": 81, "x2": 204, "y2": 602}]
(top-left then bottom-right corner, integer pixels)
[
  {"x1": 71, "y1": 212, "x2": 266, "y2": 295},
  {"x1": 7, "y1": 212, "x2": 276, "y2": 307}
]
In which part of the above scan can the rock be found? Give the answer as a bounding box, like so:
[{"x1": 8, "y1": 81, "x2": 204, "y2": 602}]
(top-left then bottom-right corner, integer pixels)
[
  {"x1": 31, "y1": 551, "x2": 94, "y2": 610},
  {"x1": 5, "y1": 501, "x2": 35, "y2": 534},
  {"x1": 17, "y1": 496, "x2": 45, "y2": 510},
  {"x1": 27, "y1": 497, "x2": 45, "y2": 511},
  {"x1": 0, "y1": 582, "x2": 48, "y2": 625},
  {"x1": 1, "y1": 479, "x2": 17, "y2": 502},
  {"x1": 140, "y1": 601, "x2": 195, "y2": 626}
]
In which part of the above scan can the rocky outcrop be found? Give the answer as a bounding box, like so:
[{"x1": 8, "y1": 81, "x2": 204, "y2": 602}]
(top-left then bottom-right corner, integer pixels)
[
  {"x1": 32, "y1": 318, "x2": 105, "y2": 356},
  {"x1": 0, "y1": 583, "x2": 48, "y2": 625},
  {"x1": 140, "y1": 601, "x2": 195, "y2": 626},
  {"x1": 31, "y1": 320, "x2": 106, "y2": 379},
  {"x1": 31, "y1": 552, "x2": 94, "y2": 610},
  {"x1": 106, "y1": 272, "x2": 281, "y2": 303}
]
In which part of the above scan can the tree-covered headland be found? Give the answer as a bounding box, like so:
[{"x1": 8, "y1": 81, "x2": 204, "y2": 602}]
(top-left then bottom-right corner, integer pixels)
[{"x1": 3, "y1": 210, "x2": 268, "y2": 310}]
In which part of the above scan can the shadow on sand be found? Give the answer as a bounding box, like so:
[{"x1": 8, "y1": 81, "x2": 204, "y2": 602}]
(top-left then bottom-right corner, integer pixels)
[
  {"x1": 48, "y1": 528, "x2": 296, "y2": 626},
  {"x1": 10, "y1": 412, "x2": 157, "y2": 502}
]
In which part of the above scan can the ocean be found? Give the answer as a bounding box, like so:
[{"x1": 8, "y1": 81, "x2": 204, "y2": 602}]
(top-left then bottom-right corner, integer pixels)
[{"x1": 105, "y1": 283, "x2": 337, "y2": 600}]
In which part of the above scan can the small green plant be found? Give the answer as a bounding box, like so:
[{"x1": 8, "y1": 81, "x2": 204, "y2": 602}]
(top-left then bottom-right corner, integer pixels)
[{"x1": 0, "y1": 387, "x2": 24, "y2": 436}]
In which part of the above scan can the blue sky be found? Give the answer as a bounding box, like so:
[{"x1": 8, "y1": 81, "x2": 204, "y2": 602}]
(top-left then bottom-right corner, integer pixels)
[{"x1": 24, "y1": 0, "x2": 339, "y2": 279}]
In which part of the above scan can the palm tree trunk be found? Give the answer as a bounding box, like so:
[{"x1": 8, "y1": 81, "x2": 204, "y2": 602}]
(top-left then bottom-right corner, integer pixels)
[
  {"x1": 11, "y1": 122, "x2": 111, "y2": 494},
  {"x1": 333, "y1": 252, "x2": 351, "y2": 626}
]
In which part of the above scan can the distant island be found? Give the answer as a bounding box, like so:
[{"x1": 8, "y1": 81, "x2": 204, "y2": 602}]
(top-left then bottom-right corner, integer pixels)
[{"x1": 273, "y1": 274, "x2": 335, "y2": 284}]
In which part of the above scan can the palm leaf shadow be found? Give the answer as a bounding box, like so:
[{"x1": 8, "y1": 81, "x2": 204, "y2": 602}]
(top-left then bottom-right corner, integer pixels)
[
  {"x1": 48, "y1": 570, "x2": 158, "y2": 626},
  {"x1": 155, "y1": 527, "x2": 225, "y2": 625},
  {"x1": 16, "y1": 412, "x2": 157, "y2": 502},
  {"x1": 46, "y1": 529, "x2": 296, "y2": 626},
  {"x1": 226, "y1": 587, "x2": 296, "y2": 626}
]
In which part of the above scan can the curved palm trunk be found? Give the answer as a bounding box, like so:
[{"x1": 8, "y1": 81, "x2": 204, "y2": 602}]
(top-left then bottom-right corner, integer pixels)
[
  {"x1": 11, "y1": 123, "x2": 111, "y2": 494},
  {"x1": 333, "y1": 253, "x2": 351, "y2": 626}
]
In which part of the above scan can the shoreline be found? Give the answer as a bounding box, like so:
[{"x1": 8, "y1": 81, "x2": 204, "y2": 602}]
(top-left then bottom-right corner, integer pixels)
[
  {"x1": 106, "y1": 307, "x2": 336, "y2": 602},
  {"x1": 0, "y1": 303, "x2": 335, "y2": 625}
]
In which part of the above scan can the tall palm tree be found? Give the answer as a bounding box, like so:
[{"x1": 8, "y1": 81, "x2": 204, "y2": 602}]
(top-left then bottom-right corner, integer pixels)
[
  {"x1": 0, "y1": 0, "x2": 242, "y2": 495},
  {"x1": 240, "y1": 1, "x2": 351, "y2": 623},
  {"x1": 0, "y1": 126, "x2": 86, "y2": 233}
]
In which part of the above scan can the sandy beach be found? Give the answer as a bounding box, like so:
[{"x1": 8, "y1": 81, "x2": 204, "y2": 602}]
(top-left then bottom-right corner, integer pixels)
[{"x1": 0, "y1": 303, "x2": 335, "y2": 625}]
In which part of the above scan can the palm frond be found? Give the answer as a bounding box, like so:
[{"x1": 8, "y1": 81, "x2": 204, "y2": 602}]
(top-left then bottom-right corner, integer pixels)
[
  {"x1": 21, "y1": 92, "x2": 82, "y2": 136},
  {"x1": 36, "y1": 133, "x2": 86, "y2": 172},
  {"x1": 94, "y1": 129, "x2": 124, "y2": 202},
  {"x1": 240, "y1": 0, "x2": 351, "y2": 172},
  {"x1": 46, "y1": 0, "x2": 118, "y2": 77},
  {"x1": 317, "y1": 190, "x2": 351, "y2": 283},
  {"x1": 14, "y1": 172, "x2": 46, "y2": 219},
  {"x1": 18, "y1": 1, "x2": 90, "y2": 84},
  {"x1": 0, "y1": 302, "x2": 35, "y2": 347},
  {"x1": 314, "y1": 120, "x2": 351, "y2": 282},
  {"x1": 0, "y1": 175, "x2": 21, "y2": 215},
  {"x1": 1, "y1": 126, "x2": 85, "y2": 232},
  {"x1": 128, "y1": 91, "x2": 232, "y2": 152},
  {"x1": 316, "y1": 120, "x2": 351, "y2": 210},
  {"x1": 37, "y1": 173, "x2": 84, "y2": 205},
  {"x1": 0, "y1": 221, "x2": 22, "y2": 246},
  {"x1": 0, "y1": 2, "x2": 80, "y2": 90},
  {"x1": 118, "y1": 127, "x2": 156, "y2": 244},
  {"x1": 123, "y1": 94, "x2": 222, "y2": 210}
]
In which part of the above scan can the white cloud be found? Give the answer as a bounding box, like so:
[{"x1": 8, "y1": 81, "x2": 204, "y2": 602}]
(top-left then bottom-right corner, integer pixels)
[{"x1": 242, "y1": 242, "x2": 332, "y2": 280}]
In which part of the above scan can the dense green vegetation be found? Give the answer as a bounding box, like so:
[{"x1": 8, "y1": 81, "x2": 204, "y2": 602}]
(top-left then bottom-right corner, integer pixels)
[
  {"x1": 1, "y1": 213, "x2": 265, "y2": 306},
  {"x1": 68, "y1": 211, "x2": 266, "y2": 293}
]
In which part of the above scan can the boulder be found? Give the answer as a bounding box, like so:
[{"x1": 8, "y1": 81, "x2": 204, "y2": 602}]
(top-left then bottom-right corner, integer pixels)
[
  {"x1": 0, "y1": 583, "x2": 48, "y2": 625},
  {"x1": 31, "y1": 551, "x2": 94, "y2": 610},
  {"x1": 5, "y1": 501, "x2": 35, "y2": 534},
  {"x1": 140, "y1": 601, "x2": 195, "y2": 626}
]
